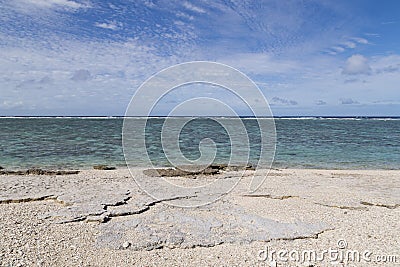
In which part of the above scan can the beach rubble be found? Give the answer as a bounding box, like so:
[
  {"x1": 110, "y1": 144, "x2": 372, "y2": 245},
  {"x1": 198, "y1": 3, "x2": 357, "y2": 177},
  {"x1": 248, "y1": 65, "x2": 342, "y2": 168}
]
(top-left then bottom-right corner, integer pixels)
[
  {"x1": 93, "y1": 165, "x2": 117, "y2": 170},
  {"x1": 0, "y1": 168, "x2": 79, "y2": 175}
]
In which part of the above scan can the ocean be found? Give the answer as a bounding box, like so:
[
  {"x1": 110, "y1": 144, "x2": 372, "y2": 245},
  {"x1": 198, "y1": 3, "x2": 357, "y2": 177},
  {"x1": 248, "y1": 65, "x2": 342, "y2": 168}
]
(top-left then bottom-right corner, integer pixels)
[{"x1": 0, "y1": 117, "x2": 399, "y2": 170}]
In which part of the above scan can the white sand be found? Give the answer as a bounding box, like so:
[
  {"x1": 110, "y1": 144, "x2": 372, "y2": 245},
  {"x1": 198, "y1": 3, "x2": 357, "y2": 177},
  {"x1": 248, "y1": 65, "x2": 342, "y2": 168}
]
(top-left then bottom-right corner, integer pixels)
[{"x1": 0, "y1": 168, "x2": 399, "y2": 266}]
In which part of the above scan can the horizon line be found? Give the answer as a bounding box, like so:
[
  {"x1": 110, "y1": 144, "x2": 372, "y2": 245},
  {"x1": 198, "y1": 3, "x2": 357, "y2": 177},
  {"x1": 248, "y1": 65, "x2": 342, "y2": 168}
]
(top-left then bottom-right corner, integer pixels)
[{"x1": 1, "y1": 115, "x2": 400, "y2": 119}]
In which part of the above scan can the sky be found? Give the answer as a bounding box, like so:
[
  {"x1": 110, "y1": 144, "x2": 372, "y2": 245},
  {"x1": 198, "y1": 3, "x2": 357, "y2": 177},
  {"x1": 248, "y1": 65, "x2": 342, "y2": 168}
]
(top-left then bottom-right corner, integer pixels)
[{"x1": 0, "y1": 0, "x2": 399, "y2": 116}]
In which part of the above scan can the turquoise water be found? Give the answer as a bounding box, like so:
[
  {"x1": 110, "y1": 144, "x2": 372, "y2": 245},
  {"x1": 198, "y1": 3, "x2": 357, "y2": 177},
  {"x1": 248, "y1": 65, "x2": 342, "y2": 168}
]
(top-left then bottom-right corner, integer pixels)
[{"x1": 0, "y1": 117, "x2": 399, "y2": 170}]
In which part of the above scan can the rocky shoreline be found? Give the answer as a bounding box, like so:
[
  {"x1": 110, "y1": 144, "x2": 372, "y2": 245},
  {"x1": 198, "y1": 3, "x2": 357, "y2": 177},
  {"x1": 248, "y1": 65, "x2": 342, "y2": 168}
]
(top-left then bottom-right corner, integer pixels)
[
  {"x1": 142, "y1": 164, "x2": 254, "y2": 177},
  {"x1": 0, "y1": 168, "x2": 80, "y2": 176}
]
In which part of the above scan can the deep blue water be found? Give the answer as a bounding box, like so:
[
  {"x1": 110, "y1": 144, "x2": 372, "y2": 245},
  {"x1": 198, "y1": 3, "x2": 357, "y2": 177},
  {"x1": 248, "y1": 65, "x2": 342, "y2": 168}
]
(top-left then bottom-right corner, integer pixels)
[{"x1": 0, "y1": 117, "x2": 399, "y2": 170}]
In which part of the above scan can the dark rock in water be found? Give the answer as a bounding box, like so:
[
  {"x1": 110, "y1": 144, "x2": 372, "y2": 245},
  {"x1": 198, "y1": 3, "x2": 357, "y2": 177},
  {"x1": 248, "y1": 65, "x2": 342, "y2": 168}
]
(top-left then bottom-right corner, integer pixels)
[
  {"x1": 0, "y1": 169, "x2": 79, "y2": 176},
  {"x1": 143, "y1": 164, "x2": 255, "y2": 177},
  {"x1": 0, "y1": 166, "x2": 3, "y2": 170},
  {"x1": 93, "y1": 165, "x2": 116, "y2": 170}
]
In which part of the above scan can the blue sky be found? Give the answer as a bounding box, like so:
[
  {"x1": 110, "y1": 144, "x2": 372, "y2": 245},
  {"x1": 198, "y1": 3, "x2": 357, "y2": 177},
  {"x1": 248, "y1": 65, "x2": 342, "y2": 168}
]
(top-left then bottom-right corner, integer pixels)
[{"x1": 0, "y1": 0, "x2": 399, "y2": 116}]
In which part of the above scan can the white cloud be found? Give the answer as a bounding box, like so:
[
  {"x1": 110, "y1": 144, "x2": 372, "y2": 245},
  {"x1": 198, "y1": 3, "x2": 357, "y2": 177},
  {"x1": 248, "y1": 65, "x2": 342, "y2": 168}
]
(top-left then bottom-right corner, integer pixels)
[
  {"x1": 182, "y1": 2, "x2": 206, "y2": 14},
  {"x1": 16, "y1": 0, "x2": 89, "y2": 10},
  {"x1": 327, "y1": 37, "x2": 368, "y2": 55},
  {"x1": 371, "y1": 54, "x2": 400, "y2": 74},
  {"x1": 219, "y1": 53, "x2": 301, "y2": 75},
  {"x1": 342, "y1": 54, "x2": 372, "y2": 75},
  {"x1": 1, "y1": 100, "x2": 24, "y2": 109},
  {"x1": 94, "y1": 20, "x2": 122, "y2": 30},
  {"x1": 0, "y1": 34, "x2": 187, "y2": 114},
  {"x1": 343, "y1": 41, "x2": 356, "y2": 48},
  {"x1": 331, "y1": 46, "x2": 345, "y2": 53},
  {"x1": 176, "y1": 11, "x2": 194, "y2": 20},
  {"x1": 381, "y1": 21, "x2": 397, "y2": 25},
  {"x1": 365, "y1": 33, "x2": 380, "y2": 38},
  {"x1": 351, "y1": 37, "x2": 368, "y2": 44}
]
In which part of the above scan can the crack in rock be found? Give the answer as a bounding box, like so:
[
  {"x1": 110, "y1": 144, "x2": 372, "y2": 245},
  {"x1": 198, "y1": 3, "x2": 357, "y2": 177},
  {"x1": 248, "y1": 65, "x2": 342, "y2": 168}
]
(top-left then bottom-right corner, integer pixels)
[
  {"x1": 360, "y1": 201, "x2": 399, "y2": 209},
  {"x1": 84, "y1": 195, "x2": 196, "y2": 223},
  {"x1": 39, "y1": 184, "x2": 133, "y2": 224},
  {"x1": 314, "y1": 200, "x2": 399, "y2": 211},
  {"x1": 315, "y1": 203, "x2": 368, "y2": 210},
  {"x1": 0, "y1": 195, "x2": 57, "y2": 204},
  {"x1": 242, "y1": 194, "x2": 298, "y2": 200}
]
